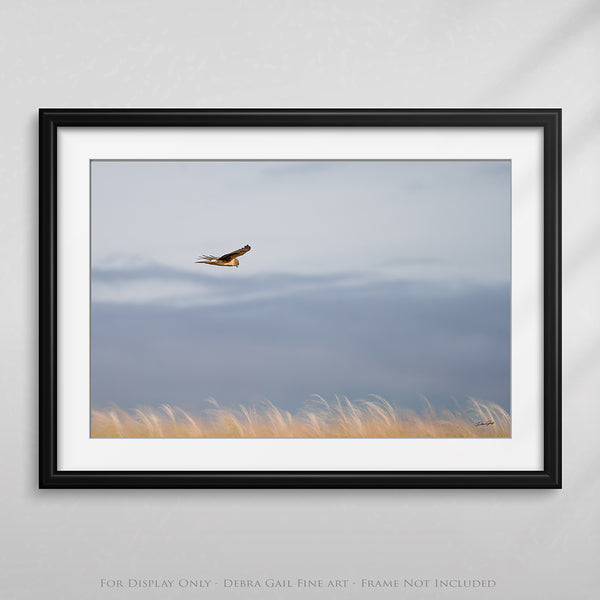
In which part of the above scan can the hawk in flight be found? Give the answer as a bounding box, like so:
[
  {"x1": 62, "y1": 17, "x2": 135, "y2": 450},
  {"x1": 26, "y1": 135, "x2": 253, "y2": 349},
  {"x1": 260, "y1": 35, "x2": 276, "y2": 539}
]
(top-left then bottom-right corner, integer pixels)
[{"x1": 196, "y1": 244, "x2": 251, "y2": 268}]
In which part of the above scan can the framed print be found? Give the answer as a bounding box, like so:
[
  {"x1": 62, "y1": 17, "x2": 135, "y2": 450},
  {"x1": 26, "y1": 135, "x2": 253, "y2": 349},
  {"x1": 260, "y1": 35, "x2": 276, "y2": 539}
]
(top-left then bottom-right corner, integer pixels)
[{"x1": 39, "y1": 109, "x2": 561, "y2": 488}]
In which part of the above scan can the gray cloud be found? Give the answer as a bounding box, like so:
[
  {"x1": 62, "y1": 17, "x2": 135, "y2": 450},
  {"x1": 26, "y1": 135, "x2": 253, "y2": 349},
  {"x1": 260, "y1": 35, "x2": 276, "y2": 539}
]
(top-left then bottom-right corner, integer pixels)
[
  {"x1": 91, "y1": 278, "x2": 510, "y2": 414},
  {"x1": 91, "y1": 260, "x2": 447, "y2": 307}
]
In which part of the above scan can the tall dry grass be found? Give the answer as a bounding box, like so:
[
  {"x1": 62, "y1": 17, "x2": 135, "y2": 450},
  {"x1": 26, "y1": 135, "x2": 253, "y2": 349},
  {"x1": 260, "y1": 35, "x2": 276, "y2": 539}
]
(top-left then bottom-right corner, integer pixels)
[{"x1": 91, "y1": 395, "x2": 510, "y2": 438}]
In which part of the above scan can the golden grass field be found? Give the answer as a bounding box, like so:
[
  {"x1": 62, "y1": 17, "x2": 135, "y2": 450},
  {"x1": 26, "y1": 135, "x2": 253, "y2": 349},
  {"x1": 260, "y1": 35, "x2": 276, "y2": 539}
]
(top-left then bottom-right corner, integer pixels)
[{"x1": 91, "y1": 395, "x2": 510, "y2": 438}]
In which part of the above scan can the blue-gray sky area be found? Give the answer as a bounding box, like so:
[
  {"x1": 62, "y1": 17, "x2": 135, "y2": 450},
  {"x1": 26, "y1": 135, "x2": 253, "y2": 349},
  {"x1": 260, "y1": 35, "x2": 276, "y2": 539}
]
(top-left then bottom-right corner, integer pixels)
[{"x1": 91, "y1": 160, "x2": 511, "y2": 413}]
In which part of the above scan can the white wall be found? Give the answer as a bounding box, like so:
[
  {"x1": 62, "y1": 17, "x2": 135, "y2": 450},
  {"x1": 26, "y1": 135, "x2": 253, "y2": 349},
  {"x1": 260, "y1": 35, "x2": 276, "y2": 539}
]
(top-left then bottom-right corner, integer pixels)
[{"x1": 1, "y1": 1, "x2": 598, "y2": 598}]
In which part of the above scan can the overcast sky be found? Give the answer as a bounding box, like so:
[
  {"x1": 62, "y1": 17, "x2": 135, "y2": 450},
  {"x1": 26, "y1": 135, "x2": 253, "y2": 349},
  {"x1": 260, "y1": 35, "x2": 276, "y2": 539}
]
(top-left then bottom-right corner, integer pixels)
[{"x1": 91, "y1": 160, "x2": 511, "y2": 413}]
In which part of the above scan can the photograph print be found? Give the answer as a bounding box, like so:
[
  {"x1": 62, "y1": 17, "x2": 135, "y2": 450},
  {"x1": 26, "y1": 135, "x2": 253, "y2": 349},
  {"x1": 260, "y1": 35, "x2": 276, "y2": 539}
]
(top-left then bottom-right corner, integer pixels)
[{"x1": 91, "y1": 159, "x2": 511, "y2": 439}]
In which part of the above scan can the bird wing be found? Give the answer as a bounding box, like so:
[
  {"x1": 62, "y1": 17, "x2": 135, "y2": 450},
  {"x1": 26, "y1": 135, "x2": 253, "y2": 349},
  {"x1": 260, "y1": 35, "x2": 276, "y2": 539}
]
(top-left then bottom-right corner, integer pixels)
[{"x1": 217, "y1": 245, "x2": 251, "y2": 262}]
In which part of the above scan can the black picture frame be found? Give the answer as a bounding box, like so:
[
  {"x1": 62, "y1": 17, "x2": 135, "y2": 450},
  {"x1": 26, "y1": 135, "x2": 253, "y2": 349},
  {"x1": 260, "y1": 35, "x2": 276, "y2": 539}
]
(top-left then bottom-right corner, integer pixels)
[{"x1": 39, "y1": 108, "x2": 561, "y2": 489}]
